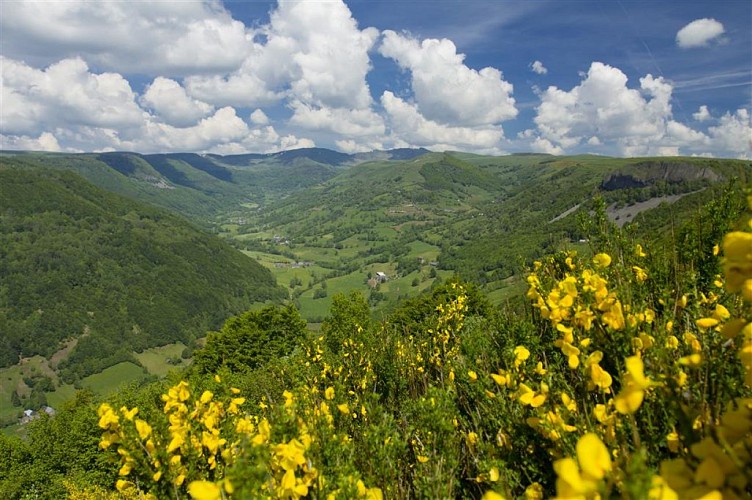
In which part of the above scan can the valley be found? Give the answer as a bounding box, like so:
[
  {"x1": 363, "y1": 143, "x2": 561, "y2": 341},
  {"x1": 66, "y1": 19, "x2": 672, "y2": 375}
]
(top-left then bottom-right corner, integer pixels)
[{"x1": 1, "y1": 149, "x2": 749, "y2": 426}]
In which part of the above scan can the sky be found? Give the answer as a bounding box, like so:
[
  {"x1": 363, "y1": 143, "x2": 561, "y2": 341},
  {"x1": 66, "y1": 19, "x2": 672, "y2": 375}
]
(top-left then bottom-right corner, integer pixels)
[{"x1": 1, "y1": 0, "x2": 750, "y2": 158}]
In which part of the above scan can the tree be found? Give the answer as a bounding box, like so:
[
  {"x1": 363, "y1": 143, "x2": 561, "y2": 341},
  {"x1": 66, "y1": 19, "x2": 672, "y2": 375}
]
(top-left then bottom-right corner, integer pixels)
[
  {"x1": 192, "y1": 305, "x2": 308, "y2": 374},
  {"x1": 321, "y1": 291, "x2": 371, "y2": 354}
]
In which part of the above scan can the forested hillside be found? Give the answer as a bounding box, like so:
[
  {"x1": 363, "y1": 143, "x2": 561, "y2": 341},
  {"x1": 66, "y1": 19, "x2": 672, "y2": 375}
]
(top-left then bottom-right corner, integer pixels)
[{"x1": 0, "y1": 166, "x2": 285, "y2": 380}]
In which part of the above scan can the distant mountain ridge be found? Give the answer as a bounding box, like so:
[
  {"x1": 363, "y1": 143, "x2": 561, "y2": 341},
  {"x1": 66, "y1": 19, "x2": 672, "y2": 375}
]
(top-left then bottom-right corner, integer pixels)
[{"x1": 0, "y1": 148, "x2": 433, "y2": 221}]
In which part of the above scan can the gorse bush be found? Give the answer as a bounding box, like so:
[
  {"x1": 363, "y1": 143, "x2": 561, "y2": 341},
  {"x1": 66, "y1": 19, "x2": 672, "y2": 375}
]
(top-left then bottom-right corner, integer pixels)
[{"x1": 90, "y1": 192, "x2": 752, "y2": 499}]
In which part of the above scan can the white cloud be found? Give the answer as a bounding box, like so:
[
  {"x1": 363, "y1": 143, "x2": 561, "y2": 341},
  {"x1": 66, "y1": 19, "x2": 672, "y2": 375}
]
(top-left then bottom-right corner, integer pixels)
[
  {"x1": 531, "y1": 60, "x2": 548, "y2": 75},
  {"x1": 693, "y1": 105, "x2": 711, "y2": 122},
  {"x1": 379, "y1": 30, "x2": 517, "y2": 127},
  {"x1": 0, "y1": 54, "x2": 319, "y2": 154},
  {"x1": 140, "y1": 77, "x2": 213, "y2": 127},
  {"x1": 0, "y1": 132, "x2": 62, "y2": 152},
  {"x1": 335, "y1": 139, "x2": 385, "y2": 154},
  {"x1": 0, "y1": 1, "x2": 250, "y2": 76},
  {"x1": 250, "y1": 109, "x2": 270, "y2": 125},
  {"x1": 381, "y1": 91, "x2": 504, "y2": 152},
  {"x1": 531, "y1": 62, "x2": 687, "y2": 155},
  {"x1": 530, "y1": 137, "x2": 563, "y2": 155},
  {"x1": 707, "y1": 109, "x2": 752, "y2": 158},
  {"x1": 676, "y1": 18, "x2": 725, "y2": 48},
  {"x1": 1, "y1": 56, "x2": 145, "y2": 136},
  {"x1": 289, "y1": 101, "x2": 385, "y2": 137},
  {"x1": 185, "y1": 0, "x2": 378, "y2": 113}
]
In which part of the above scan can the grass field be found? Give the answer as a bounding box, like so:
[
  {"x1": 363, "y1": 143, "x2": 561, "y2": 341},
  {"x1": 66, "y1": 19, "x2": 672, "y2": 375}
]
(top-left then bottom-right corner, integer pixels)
[
  {"x1": 134, "y1": 343, "x2": 190, "y2": 377},
  {"x1": 79, "y1": 362, "x2": 146, "y2": 395},
  {"x1": 0, "y1": 356, "x2": 56, "y2": 424}
]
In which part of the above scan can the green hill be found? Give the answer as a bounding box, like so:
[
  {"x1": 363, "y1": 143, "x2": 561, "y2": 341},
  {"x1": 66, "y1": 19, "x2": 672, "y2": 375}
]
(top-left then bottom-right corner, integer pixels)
[
  {"x1": 227, "y1": 152, "x2": 749, "y2": 317},
  {"x1": 0, "y1": 165, "x2": 286, "y2": 381}
]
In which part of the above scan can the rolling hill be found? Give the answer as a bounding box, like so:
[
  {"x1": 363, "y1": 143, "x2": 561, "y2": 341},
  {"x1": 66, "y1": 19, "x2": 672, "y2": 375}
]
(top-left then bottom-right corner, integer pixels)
[{"x1": 0, "y1": 165, "x2": 286, "y2": 382}]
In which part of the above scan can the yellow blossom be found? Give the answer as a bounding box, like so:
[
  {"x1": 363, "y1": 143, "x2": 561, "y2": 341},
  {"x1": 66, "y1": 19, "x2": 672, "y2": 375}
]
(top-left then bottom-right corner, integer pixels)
[
  {"x1": 722, "y1": 231, "x2": 752, "y2": 292},
  {"x1": 325, "y1": 386, "x2": 335, "y2": 400},
  {"x1": 593, "y1": 253, "x2": 612, "y2": 268},
  {"x1": 188, "y1": 480, "x2": 221, "y2": 500},
  {"x1": 615, "y1": 356, "x2": 651, "y2": 414},
  {"x1": 481, "y1": 491, "x2": 505, "y2": 500},
  {"x1": 633, "y1": 266, "x2": 648, "y2": 282},
  {"x1": 135, "y1": 419, "x2": 152, "y2": 440},
  {"x1": 696, "y1": 318, "x2": 719, "y2": 330}
]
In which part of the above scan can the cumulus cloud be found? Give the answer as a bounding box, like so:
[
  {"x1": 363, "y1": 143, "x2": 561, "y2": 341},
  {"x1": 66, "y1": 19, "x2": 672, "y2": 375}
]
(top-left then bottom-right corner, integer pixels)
[
  {"x1": 381, "y1": 91, "x2": 504, "y2": 152},
  {"x1": 707, "y1": 109, "x2": 752, "y2": 158},
  {"x1": 0, "y1": 132, "x2": 62, "y2": 152},
  {"x1": 676, "y1": 18, "x2": 725, "y2": 48},
  {"x1": 379, "y1": 30, "x2": 517, "y2": 127},
  {"x1": 530, "y1": 62, "x2": 697, "y2": 156},
  {"x1": 1, "y1": 56, "x2": 145, "y2": 136},
  {"x1": 0, "y1": 55, "x2": 317, "y2": 154},
  {"x1": 693, "y1": 105, "x2": 711, "y2": 122},
  {"x1": 185, "y1": 0, "x2": 378, "y2": 113},
  {"x1": 289, "y1": 101, "x2": 385, "y2": 137},
  {"x1": 140, "y1": 77, "x2": 213, "y2": 127},
  {"x1": 0, "y1": 1, "x2": 250, "y2": 76},
  {"x1": 250, "y1": 109, "x2": 270, "y2": 125},
  {"x1": 531, "y1": 60, "x2": 548, "y2": 75}
]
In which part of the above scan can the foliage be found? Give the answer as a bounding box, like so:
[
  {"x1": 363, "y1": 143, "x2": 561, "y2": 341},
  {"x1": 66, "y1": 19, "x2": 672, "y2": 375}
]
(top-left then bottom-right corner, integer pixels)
[
  {"x1": 1, "y1": 154, "x2": 751, "y2": 499},
  {"x1": 0, "y1": 166, "x2": 285, "y2": 379},
  {"x1": 85, "y1": 186, "x2": 751, "y2": 499},
  {"x1": 192, "y1": 305, "x2": 307, "y2": 375}
]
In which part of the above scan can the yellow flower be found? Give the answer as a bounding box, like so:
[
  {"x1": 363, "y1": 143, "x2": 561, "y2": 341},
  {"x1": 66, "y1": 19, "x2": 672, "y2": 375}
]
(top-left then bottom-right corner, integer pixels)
[
  {"x1": 696, "y1": 318, "x2": 719, "y2": 330},
  {"x1": 649, "y1": 475, "x2": 679, "y2": 500},
  {"x1": 560, "y1": 341, "x2": 580, "y2": 369},
  {"x1": 97, "y1": 404, "x2": 119, "y2": 430},
  {"x1": 417, "y1": 455, "x2": 429, "y2": 463},
  {"x1": 121, "y1": 406, "x2": 138, "y2": 421},
  {"x1": 188, "y1": 480, "x2": 222, "y2": 500},
  {"x1": 514, "y1": 345, "x2": 531, "y2": 362},
  {"x1": 274, "y1": 439, "x2": 307, "y2": 471},
  {"x1": 722, "y1": 231, "x2": 752, "y2": 292},
  {"x1": 481, "y1": 491, "x2": 505, "y2": 500},
  {"x1": 135, "y1": 419, "x2": 152, "y2": 440},
  {"x1": 325, "y1": 386, "x2": 335, "y2": 400},
  {"x1": 561, "y1": 393, "x2": 577, "y2": 413},
  {"x1": 667, "y1": 431, "x2": 680, "y2": 453},
  {"x1": 337, "y1": 403, "x2": 350, "y2": 414},
  {"x1": 468, "y1": 370, "x2": 478, "y2": 382},
  {"x1": 199, "y1": 390, "x2": 213, "y2": 404},
  {"x1": 283, "y1": 390, "x2": 295, "y2": 408},
  {"x1": 593, "y1": 253, "x2": 612, "y2": 268},
  {"x1": 632, "y1": 266, "x2": 648, "y2": 282},
  {"x1": 228, "y1": 397, "x2": 245, "y2": 414},
  {"x1": 636, "y1": 244, "x2": 647, "y2": 258},
  {"x1": 577, "y1": 433, "x2": 612, "y2": 480},
  {"x1": 518, "y1": 383, "x2": 547, "y2": 407},
  {"x1": 489, "y1": 467, "x2": 500, "y2": 482},
  {"x1": 678, "y1": 354, "x2": 702, "y2": 367},
  {"x1": 615, "y1": 356, "x2": 651, "y2": 414},
  {"x1": 491, "y1": 370, "x2": 509, "y2": 387}
]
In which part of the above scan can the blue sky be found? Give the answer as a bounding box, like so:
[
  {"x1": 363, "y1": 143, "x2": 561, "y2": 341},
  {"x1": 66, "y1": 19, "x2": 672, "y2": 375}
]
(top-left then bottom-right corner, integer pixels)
[{"x1": 1, "y1": 0, "x2": 750, "y2": 157}]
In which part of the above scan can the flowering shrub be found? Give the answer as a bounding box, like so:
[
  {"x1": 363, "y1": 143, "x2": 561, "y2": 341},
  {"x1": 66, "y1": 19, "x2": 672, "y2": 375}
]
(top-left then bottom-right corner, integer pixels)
[{"x1": 96, "y1": 193, "x2": 752, "y2": 498}]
